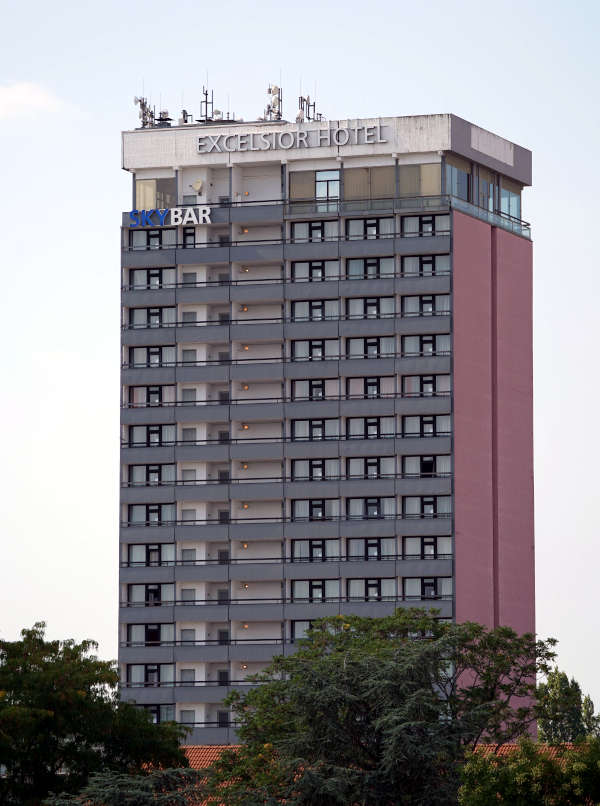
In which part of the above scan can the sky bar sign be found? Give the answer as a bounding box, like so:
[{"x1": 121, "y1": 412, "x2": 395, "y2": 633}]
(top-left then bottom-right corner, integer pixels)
[{"x1": 197, "y1": 122, "x2": 388, "y2": 154}]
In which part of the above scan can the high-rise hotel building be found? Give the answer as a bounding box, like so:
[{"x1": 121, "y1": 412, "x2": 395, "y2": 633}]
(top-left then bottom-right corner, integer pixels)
[{"x1": 119, "y1": 112, "x2": 534, "y2": 743}]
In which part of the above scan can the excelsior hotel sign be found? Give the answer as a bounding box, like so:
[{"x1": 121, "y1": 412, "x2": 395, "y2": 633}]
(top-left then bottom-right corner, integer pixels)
[{"x1": 197, "y1": 122, "x2": 388, "y2": 154}]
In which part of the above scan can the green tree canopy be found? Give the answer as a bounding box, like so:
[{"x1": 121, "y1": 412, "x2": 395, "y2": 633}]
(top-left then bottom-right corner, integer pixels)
[
  {"x1": 0, "y1": 622, "x2": 188, "y2": 805},
  {"x1": 536, "y1": 667, "x2": 600, "y2": 743},
  {"x1": 204, "y1": 609, "x2": 556, "y2": 806},
  {"x1": 459, "y1": 737, "x2": 600, "y2": 806}
]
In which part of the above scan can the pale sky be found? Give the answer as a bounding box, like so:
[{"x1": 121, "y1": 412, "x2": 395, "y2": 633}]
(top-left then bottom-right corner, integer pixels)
[{"x1": 1, "y1": 0, "x2": 599, "y2": 701}]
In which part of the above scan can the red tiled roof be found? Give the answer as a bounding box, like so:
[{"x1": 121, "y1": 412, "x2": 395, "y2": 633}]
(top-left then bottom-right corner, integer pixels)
[
  {"x1": 476, "y1": 743, "x2": 576, "y2": 760},
  {"x1": 184, "y1": 745, "x2": 240, "y2": 769}
]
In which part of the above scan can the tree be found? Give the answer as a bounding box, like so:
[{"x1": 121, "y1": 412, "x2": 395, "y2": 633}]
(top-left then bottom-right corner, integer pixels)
[
  {"x1": 537, "y1": 668, "x2": 587, "y2": 743},
  {"x1": 581, "y1": 694, "x2": 600, "y2": 739},
  {"x1": 0, "y1": 623, "x2": 188, "y2": 805},
  {"x1": 204, "y1": 609, "x2": 556, "y2": 806},
  {"x1": 43, "y1": 769, "x2": 207, "y2": 806},
  {"x1": 459, "y1": 737, "x2": 600, "y2": 806}
]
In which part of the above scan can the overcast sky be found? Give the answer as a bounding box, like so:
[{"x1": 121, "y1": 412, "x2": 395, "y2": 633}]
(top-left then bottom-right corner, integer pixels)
[{"x1": 1, "y1": 0, "x2": 599, "y2": 700}]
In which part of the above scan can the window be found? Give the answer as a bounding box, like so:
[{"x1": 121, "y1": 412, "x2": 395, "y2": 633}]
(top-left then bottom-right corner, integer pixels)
[
  {"x1": 217, "y1": 669, "x2": 229, "y2": 685},
  {"x1": 343, "y1": 165, "x2": 396, "y2": 200},
  {"x1": 402, "y1": 496, "x2": 452, "y2": 518},
  {"x1": 401, "y1": 215, "x2": 450, "y2": 237},
  {"x1": 129, "y1": 268, "x2": 176, "y2": 289},
  {"x1": 403, "y1": 536, "x2": 452, "y2": 560},
  {"x1": 183, "y1": 227, "x2": 196, "y2": 248},
  {"x1": 401, "y1": 295, "x2": 450, "y2": 317},
  {"x1": 500, "y1": 177, "x2": 521, "y2": 219},
  {"x1": 346, "y1": 217, "x2": 394, "y2": 240},
  {"x1": 128, "y1": 464, "x2": 176, "y2": 486},
  {"x1": 345, "y1": 376, "x2": 395, "y2": 399},
  {"x1": 346, "y1": 456, "x2": 395, "y2": 479},
  {"x1": 291, "y1": 339, "x2": 338, "y2": 361},
  {"x1": 127, "y1": 623, "x2": 174, "y2": 646},
  {"x1": 291, "y1": 539, "x2": 340, "y2": 562},
  {"x1": 403, "y1": 577, "x2": 453, "y2": 599},
  {"x1": 291, "y1": 299, "x2": 339, "y2": 322},
  {"x1": 127, "y1": 543, "x2": 175, "y2": 566},
  {"x1": 291, "y1": 580, "x2": 339, "y2": 602},
  {"x1": 346, "y1": 297, "x2": 395, "y2": 319},
  {"x1": 346, "y1": 256, "x2": 395, "y2": 280},
  {"x1": 291, "y1": 499, "x2": 340, "y2": 521},
  {"x1": 347, "y1": 497, "x2": 396, "y2": 519},
  {"x1": 127, "y1": 663, "x2": 174, "y2": 687},
  {"x1": 217, "y1": 629, "x2": 230, "y2": 645},
  {"x1": 401, "y1": 334, "x2": 451, "y2": 356},
  {"x1": 128, "y1": 385, "x2": 176, "y2": 407},
  {"x1": 145, "y1": 704, "x2": 175, "y2": 724},
  {"x1": 315, "y1": 169, "x2": 340, "y2": 212},
  {"x1": 291, "y1": 419, "x2": 339, "y2": 441},
  {"x1": 180, "y1": 668, "x2": 196, "y2": 684},
  {"x1": 129, "y1": 228, "x2": 176, "y2": 250},
  {"x1": 127, "y1": 583, "x2": 174, "y2": 606},
  {"x1": 402, "y1": 375, "x2": 451, "y2": 397},
  {"x1": 291, "y1": 378, "x2": 335, "y2": 400},
  {"x1": 445, "y1": 155, "x2": 471, "y2": 202},
  {"x1": 127, "y1": 503, "x2": 176, "y2": 525},
  {"x1": 291, "y1": 620, "x2": 314, "y2": 641},
  {"x1": 346, "y1": 336, "x2": 395, "y2": 359},
  {"x1": 291, "y1": 458, "x2": 339, "y2": 481},
  {"x1": 180, "y1": 628, "x2": 196, "y2": 645},
  {"x1": 347, "y1": 578, "x2": 396, "y2": 601},
  {"x1": 402, "y1": 455, "x2": 451, "y2": 477},
  {"x1": 401, "y1": 254, "x2": 450, "y2": 276},
  {"x1": 217, "y1": 711, "x2": 230, "y2": 728},
  {"x1": 291, "y1": 220, "x2": 337, "y2": 243},
  {"x1": 181, "y1": 548, "x2": 197, "y2": 563},
  {"x1": 180, "y1": 710, "x2": 196, "y2": 726},
  {"x1": 129, "y1": 307, "x2": 176, "y2": 328},
  {"x1": 128, "y1": 346, "x2": 176, "y2": 368},
  {"x1": 135, "y1": 177, "x2": 176, "y2": 209},
  {"x1": 346, "y1": 416, "x2": 395, "y2": 439},
  {"x1": 402, "y1": 414, "x2": 451, "y2": 437},
  {"x1": 291, "y1": 260, "x2": 339, "y2": 282},
  {"x1": 128, "y1": 424, "x2": 176, "y2": 447},
  {"x1": 347, "y1": 537, "x2": 397, "y2": 561},
  {"x1": 476, "y1": 167, "x2": 496, "y2": 212}
]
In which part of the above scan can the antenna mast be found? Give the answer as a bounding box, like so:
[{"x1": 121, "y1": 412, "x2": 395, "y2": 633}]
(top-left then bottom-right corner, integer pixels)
[
  {"x1": 199, "y1": 86, "x2": 214, "y2": 123},
  {"x1": 265, "y1": 84, "x2": 283, "y2": 121},
  {"x1": 134, "y1": 96, "x2": 155, "y2": 128}
]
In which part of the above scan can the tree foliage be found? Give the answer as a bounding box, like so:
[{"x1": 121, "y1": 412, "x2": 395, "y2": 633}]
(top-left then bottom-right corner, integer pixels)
[
  {"x1": 0, "y1": 623, "x2": 188, "y2": 805},
  {"x1": 204, "y1": 609, "x2": 556, "y2": 806},
  {"x1": 43, "y1": 769, "x2": 207, "y2": 806},
  {"x1": 537, "y1": 667, "x2": 600, "y2": 743},
  {"x1": 459, "y1": 737, "x2": 600, "y2": 806}
]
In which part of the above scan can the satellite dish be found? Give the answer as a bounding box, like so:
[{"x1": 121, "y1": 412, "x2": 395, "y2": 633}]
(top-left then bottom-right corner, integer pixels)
[{"x1": 192, "y1": 179, "x2": 203, "y2": 193}]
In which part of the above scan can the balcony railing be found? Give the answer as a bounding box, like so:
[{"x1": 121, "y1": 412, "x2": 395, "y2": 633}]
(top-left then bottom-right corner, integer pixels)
[
  {"x1": 122, "y1": 310, "x2": 450, "y2": 331},
  {"x1": 122, "y1": 512, "x2": 452, "y2": 528},
  {"x1": 122, "y1": 471, "x2": 451, "y2": 488},
  {"x1": 122, "y1": 193, "x2": 530, "y2": 243},
  {"x1": 122, "y1": 267, "x2": 451, "y2": 291},
  {"x1": 121, "y1": 553, "x2": 453, "y2": 568},
  {"x1": 120, "y1": 390, "x2": 449, "y2": 409},
  {"x1": 120, "y1": 349, "x2": 451, "y2": 377},
  {"x1": 121, "y1": 593, "x2": 453, "y2": 608},
  {"x1": 122, "y1": 430, "x2": 452, "y2": 448}
]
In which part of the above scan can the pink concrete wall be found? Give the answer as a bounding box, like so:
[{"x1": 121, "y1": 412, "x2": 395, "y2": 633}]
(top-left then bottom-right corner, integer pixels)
[
  {"x1": 493, "y1": 228, "x2": 535, "y2": 635},
  {"x1": 453, "y1": 211, "x2": 495, "y2": 628},
  {"x1": 452, "y1": 211, "x2": 534, "y2": 633}
]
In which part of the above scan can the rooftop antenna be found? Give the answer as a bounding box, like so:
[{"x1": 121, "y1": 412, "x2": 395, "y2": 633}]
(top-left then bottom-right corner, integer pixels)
[
  {"x1": 265, "y1": 83, "x2": 283, "y2": 121},
  {"x1": 134, "y1": 96, "x2": 154, "y2": 128},
  {"x1": 199, "y1": 86, "x2": 214, "y2": 123},
  {"x1": 298, "y1": 91, "x2": 324, "y2": 122}
]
